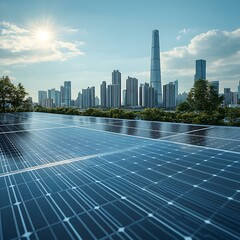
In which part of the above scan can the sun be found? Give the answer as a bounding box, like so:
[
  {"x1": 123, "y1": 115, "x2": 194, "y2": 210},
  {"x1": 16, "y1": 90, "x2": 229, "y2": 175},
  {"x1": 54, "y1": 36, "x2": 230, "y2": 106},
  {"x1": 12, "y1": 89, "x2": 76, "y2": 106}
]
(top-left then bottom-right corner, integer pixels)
[
  {"x1": 35, "y1": 29, "x2": 52, "y2": 43},
  {"x1": 36, "y1": 30, "x2": 50, "y2": 42}
]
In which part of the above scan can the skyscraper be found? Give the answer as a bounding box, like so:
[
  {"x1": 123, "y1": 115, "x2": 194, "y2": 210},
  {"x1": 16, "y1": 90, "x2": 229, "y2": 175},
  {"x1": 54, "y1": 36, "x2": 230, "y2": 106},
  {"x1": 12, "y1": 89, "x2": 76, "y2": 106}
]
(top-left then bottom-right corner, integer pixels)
[
  {"x1": 238, "y1": 81, "x2": 240, "y2": 100},
  {"x1": 150, "y1": 30, "x2": 162, "y2": 107},
  {"x1": 210, "y1": 81, "x2": 219, "y2": 95},
  {"x1": 163, "y1": 82, "x2": 176, "y2": 109},
  {"x1": 139, "y1": 83, "x2": 155, "y2": 108},
  {"x1": 112, "y1": 70, "x2": 121, "y2": 108},
  {"x1": 38, "y1": 91, "x2": 47, "y2": 106},
  {"x1": 100, "y1": 81, "x2": 107, "y2": 108},
  {"x1": 126, "y1": 76, "x2": 138, "y2": 106},
  {"x1": 64, "y1": 81, "x2": 71, "y2": 107},
  {"x1": 194, "y1": 59, "x2": 206, "y2": 82},
  {"x1": 82, "y1": 87, "x2": 95, "y2": 108},
  {"x1": 122, "y1": 90, "x2": 127, "y2": 106},
  {"x1": 174, "y1": 79, "x2": 178, "y2": 106},
  {"x1": 106, "y1": 84, "x2": 113, "y2": 108},
  {"x1": 224, "y1": 88, "x2": 232, "y2": 106}
]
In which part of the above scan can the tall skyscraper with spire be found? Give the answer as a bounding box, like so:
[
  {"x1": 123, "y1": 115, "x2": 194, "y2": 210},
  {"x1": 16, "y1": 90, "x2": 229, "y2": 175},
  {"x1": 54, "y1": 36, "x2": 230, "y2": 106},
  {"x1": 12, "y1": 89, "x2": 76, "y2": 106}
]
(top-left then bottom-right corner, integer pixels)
[{"x1": 150, "y1": 29, "x2": 162, "y2": 107}]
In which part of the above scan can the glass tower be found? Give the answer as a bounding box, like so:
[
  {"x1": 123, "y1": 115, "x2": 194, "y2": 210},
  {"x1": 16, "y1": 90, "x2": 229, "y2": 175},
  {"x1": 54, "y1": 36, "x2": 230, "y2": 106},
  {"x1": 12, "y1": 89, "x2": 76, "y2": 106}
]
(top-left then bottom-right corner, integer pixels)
[
  {"x1": 112, "y1": 70, "x2": 121, "y2": 108},
  {"x1": 150, "y1": 30, "x2": 162, "y2": 107},
  {"x1": 194, "y1": 59, "x2": 206, "y2": 82}
]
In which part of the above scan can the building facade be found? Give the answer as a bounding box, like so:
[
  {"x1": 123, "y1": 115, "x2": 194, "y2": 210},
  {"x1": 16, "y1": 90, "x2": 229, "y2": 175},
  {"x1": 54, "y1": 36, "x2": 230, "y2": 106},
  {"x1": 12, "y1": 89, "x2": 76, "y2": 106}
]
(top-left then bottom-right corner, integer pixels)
[
  {"x1": 150, "y1": 29, "x2": 162, "y2": 107},
  {"x1": 139, "y1": 83, "x2": 155, "y2": 108},
  {"x1": 112, "y1": 70, "x2": 121, "y2": 108},
  {"x1": 100, "y1": 81, "x2": 107, "y2": 108},
  {"x1": 63, "y1": 81, "x2": 71, "y2": 107},
  {"x1": 238, "y1": 81, "x2": 240, "y2": 100},
  {"x1": 224, "y1": 88, "x2": 232, "y2": 105},
  {"x1": 194, "y1": 59, "x2": 206, "y2": 82},
  {"x1": 210, "y1": 81, "x2": 219, "y2": 95},
  {"x1": 163, "y1": 82, "x2": 176, "y2": 109},
  {"x1": 126, "y1": 76, "x2": 138, "y2": 107},
  {"x1": 38, "y1": 91, "x2": 47, "y2": 106},
  {"x1": 82, "y1": 87, "x2": 95, "y2": 108}
]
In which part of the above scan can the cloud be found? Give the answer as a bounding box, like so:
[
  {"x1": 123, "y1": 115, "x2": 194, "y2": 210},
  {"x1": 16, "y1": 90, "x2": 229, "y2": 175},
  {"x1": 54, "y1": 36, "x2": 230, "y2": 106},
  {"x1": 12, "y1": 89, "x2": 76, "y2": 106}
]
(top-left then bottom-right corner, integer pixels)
[
  {"x1": 176, "y1": 28, "x2": 196, "y2": 40},
  {"x1": 0, "y1": 21, "x2": 84, "y2": 65},
  {"x1": 179, "y1": 28, "x2": 195, "y2": 34},
  {"x1": 162, "y1": 28, "x2": 240, "y2": 92},
  {"x1": 176, "y1": 35, "x2": 182, "y2": 41},
  {"x1": 68, "y1": 28, "x2": 79, "y2": 32}
]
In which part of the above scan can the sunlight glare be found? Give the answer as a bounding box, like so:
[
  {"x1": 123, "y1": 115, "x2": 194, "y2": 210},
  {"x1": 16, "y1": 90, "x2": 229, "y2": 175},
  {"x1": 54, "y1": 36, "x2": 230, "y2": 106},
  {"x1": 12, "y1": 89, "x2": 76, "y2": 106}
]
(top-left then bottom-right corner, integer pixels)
[{"x1": 35, "y1": 29, "x2": 51, "y2": 42}]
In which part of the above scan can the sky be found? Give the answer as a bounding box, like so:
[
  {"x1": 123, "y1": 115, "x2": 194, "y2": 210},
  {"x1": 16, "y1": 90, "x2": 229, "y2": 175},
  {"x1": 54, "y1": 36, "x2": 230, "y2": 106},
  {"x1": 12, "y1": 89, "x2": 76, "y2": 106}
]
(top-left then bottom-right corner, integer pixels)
[{"x1": 0, "y1": 0, "x2": 240, "y2": 102}]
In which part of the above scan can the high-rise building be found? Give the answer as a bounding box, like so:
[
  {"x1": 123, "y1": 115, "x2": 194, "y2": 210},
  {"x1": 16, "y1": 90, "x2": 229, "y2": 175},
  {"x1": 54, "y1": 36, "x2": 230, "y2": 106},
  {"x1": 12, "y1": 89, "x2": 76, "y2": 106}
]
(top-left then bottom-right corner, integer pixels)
[
  {"x1": 95, "y1": 96, "x2": 100, "y2": 106},
  {"x1": 224, "y1": 88, "x2": 232, "y2": 106},
  {"x1": 112, "y1": 84, "x2": 121, "y2": 108},
  {"x1": 64, "y1": 81, "x2": 71, "y2": 107},
  {"x1": 38, "y1": 91, "x2": 47, "y2": 106},
  {"x1": 90, "y1": 86, "x2": 95, "y2": 107},
  {"x1": 139, "y1": 83, "x2": 155, "y2": 108},
  {"x1": 238, "y1": 81, "x2": 240, "y2": 100},
  {"x1": 54, "y1": 90, "x2": 61, "y2": 107},
  {"x1": 106, "y1": 84, "x2": 113, "y2": 108},
  {"x1": 177, "y1": 92, "x2": 188, "y2": 106},
  {"x1": 82, "y1": 87, "x2": 95, "y2": 108},
  {"x1": 174, "y1": 79, "x2": 178, "y2": 106},
  {"x1": 150, "y1": 29, "x2": 162, "y2": 107},
  {"x1": 194, "y1": 59, "x2": 206, "y2": 82},
  {"x1": 112, "y1": 70, "x2": 121, "y2": 108},
  {"x1": 163, "y1": 82, "x2": 176, "y2": 109},
  {"x1": 75, "y1": 92, "x2": 82, "y2": 108},
  {"x1": 45, "y1": 98, "x2": 53, "y2": 108},
  {"x1": 126, "y1": 76, "x2": 138, "y2": 107},
  {"x1": 48, "y1": 88, "x2": 56, "y2": 107},
  {"x1": 60, "y1": 86, "x2": 65, "y2": 106},
  {"x1": 122, "y1": 90, "x2": 127, "y2": 106},
  {"x1": 210, "y1": 81, "x2": 219, "y2": 95},
  {"x1": 100, "y1": 81, "x2": 107, "y2": 108},
  {"x1": 232, "y1": 92, "x2": 238, "y2": 105}
]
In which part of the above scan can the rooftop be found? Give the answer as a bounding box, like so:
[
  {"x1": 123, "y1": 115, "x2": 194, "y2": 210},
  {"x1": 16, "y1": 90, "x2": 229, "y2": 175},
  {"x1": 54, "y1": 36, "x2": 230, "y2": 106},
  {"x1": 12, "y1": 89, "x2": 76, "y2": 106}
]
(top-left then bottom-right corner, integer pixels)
[{"x1": 0, "y1": 112, "x2": 240, "y2": 239}]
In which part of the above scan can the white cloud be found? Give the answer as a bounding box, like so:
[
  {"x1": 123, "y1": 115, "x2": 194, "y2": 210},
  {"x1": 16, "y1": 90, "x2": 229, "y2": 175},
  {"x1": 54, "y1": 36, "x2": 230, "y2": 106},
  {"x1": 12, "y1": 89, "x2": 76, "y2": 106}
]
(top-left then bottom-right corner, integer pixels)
[
  {"x1": 176, "y1": 35, "x2": 182, "y2": 41},
  {"x1": 179, "y1": 28, "x2": 195, "y2": 34},
  {"x1": 176, "y1": 28, "x2": 196, "y2": 41},
  {"x1": 162, "y1": 28, "x2": 240, "y2": 92},
  {"x1": 0, "y1": 21, "x2": 84, "y2": 65},
  {"x1": 68, "y1": 28, "x2": 79, "y2": 32}
]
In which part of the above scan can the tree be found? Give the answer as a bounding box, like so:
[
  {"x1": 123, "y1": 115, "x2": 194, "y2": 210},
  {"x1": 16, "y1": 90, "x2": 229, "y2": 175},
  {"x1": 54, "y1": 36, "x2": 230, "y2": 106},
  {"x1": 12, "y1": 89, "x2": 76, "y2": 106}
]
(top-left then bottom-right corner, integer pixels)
[
  {"x1": 0, "y1": 76, "x2": 14, "y2": 112},
  {"x1": 0, "y1": 76, "x2": 28, "y2": 112},
  {"x1": 176, "y1": 101, "x2": 192, "y2": 112},
  {"x1": 184, "y1": 79, "x2": 223, "y2": 113},
  {"x1": 11, "y1": 83, "x2": 28, "y2": 109}
]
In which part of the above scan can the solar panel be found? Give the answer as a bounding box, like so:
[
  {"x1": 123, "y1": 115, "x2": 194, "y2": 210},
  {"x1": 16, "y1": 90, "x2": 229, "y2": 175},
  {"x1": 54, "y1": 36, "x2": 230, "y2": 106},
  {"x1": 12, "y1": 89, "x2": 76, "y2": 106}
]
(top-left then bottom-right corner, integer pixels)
[{"x1": 0, "y1": 112, "x2": 240, "y2": 239}]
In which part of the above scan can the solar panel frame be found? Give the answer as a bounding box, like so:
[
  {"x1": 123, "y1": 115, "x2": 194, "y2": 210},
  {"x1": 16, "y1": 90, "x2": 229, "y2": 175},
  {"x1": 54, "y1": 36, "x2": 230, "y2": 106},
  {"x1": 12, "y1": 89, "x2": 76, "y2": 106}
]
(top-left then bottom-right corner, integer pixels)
[{"x1": 0, "y1": 112, "x2": 240, "y2": 240}]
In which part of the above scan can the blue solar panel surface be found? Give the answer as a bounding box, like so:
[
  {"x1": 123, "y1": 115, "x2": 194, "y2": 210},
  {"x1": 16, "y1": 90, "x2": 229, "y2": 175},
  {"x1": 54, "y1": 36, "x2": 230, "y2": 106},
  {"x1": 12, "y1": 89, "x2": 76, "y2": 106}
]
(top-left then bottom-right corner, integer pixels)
[{"x1": 0, "y1": 112, "x2": 240, "y2": 240}]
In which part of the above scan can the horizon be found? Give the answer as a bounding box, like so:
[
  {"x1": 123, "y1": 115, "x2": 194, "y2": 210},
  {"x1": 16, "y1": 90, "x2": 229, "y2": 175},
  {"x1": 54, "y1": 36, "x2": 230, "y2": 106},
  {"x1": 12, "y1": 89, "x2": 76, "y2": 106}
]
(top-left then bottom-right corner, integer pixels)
[{"x1": 1, "y1": 0, "x2": 240, "y2": 102}]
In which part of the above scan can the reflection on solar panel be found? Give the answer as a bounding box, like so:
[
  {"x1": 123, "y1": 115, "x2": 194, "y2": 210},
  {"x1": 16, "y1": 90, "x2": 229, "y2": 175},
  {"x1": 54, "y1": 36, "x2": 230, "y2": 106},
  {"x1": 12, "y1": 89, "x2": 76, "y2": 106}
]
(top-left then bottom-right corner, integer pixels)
[{"x1": 0, "y1": 112, "x2": 240, "y2": 239}]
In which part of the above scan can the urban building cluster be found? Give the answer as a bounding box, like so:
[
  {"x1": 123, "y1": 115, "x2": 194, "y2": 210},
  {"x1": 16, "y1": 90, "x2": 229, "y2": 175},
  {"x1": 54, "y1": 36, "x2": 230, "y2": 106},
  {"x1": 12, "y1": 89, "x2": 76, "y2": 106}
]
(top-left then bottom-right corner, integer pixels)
[{"x1": 37, "y1": 30, "x2": 240, "y2": 109}]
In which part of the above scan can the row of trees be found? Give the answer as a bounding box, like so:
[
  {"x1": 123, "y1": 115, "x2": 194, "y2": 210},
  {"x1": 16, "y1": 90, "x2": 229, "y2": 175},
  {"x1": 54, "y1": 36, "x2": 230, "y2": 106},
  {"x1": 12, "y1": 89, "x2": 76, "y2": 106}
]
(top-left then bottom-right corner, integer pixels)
[
  {"x1": 35, "y1": 106, "x2": 136, "y2": 119},
  {"x1": 0, "y1": 76, "x2": 28, "y2": 112}
]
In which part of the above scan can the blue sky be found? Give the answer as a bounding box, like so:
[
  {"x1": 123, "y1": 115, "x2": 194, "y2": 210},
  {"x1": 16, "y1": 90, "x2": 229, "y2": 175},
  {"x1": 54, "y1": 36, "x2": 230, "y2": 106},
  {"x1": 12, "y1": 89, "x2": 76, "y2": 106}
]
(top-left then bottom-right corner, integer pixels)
[{"x1": 0, "y1": 0, "x2": 240, "y2": 101}]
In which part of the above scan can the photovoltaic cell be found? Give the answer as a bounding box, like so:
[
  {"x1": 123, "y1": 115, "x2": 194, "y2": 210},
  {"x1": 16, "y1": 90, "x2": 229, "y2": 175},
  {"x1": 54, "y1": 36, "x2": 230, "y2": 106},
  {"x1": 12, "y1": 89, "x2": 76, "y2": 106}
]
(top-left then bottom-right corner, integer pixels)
[{"x1": 0, "y1": 112, "x2": 240, "y2": 240}]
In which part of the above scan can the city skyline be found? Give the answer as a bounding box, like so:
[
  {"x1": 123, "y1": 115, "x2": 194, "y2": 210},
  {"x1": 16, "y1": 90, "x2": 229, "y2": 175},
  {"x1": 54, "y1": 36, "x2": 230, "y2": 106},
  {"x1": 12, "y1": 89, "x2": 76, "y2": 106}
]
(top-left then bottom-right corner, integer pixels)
[{"x1": 1, "y1": 0, "x2": 240, "y2": 101}]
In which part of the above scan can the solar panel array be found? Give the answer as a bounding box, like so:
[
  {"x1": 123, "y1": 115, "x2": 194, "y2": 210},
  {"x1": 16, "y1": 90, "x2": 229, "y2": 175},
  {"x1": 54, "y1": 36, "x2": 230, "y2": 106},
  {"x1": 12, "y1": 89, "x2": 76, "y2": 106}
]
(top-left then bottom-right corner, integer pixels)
[{"x1": 0, "y1": 112, "x2": 240, "y2": 240}]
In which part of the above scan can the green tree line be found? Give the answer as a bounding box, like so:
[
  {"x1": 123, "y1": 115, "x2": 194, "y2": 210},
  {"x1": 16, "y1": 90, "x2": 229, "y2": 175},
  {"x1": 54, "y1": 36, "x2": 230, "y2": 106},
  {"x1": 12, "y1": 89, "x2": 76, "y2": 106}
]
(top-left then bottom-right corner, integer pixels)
[{"x1": 0, "y1": 76, "x2": 29, "y2": 112}]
